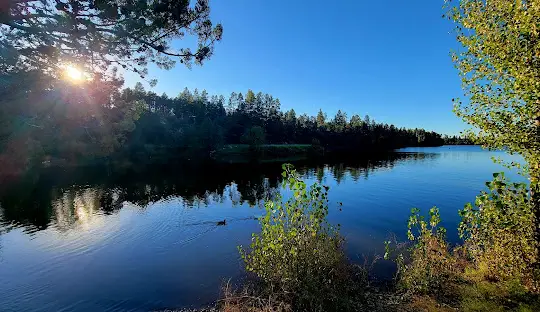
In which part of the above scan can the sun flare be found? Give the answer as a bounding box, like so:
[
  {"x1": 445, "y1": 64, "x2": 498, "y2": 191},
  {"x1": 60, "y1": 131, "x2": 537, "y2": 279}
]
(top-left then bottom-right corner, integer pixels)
[{"x1": 65, "y1": 66, "x2": 83, "y2": 81}]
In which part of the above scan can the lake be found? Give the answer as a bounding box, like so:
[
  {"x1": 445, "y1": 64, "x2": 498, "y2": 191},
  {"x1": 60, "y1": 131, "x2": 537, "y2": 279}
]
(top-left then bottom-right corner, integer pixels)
[{"x1": 0, "y1": 146, "x2": 522, "y2": 311}]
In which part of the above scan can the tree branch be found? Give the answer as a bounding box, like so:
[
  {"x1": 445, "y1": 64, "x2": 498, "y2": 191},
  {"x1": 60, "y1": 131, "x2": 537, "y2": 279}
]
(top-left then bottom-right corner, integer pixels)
[{"x1": 95, "y1": 27, "x2": 196, "y2": 57}]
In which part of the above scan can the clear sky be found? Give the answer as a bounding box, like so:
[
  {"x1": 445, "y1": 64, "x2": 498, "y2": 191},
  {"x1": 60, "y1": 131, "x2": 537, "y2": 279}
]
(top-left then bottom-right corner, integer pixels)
[{"x1": 124, "y1": 0, "x2": 467, "y2": 135}]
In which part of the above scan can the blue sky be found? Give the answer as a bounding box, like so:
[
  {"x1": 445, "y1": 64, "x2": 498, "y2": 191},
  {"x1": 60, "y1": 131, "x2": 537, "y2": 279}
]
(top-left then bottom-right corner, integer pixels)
[{"x1": 124, "y1": 0, "x2": 467, "y2": 135}]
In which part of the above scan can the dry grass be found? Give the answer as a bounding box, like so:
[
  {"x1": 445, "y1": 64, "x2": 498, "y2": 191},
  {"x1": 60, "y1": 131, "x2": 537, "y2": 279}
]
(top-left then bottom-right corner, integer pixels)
[
  {"x1": 219, "y1": 281, "x2": 290, "y2": 312},
  {"x1": 401, "y1": 296, "x2": 456, "y2": 312}
]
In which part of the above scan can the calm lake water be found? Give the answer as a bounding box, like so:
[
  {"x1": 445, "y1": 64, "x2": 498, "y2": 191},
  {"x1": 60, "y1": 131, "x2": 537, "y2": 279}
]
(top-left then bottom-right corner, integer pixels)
[{"x1": 0, "y1": 146, "x2": 523, "y2": 311}]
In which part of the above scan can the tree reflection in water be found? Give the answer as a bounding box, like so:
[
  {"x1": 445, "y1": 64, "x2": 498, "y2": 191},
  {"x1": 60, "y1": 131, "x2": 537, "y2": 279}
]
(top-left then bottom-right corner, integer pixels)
[{"x1": 0, "y1": 152, "x2": 438, "y2": 234}]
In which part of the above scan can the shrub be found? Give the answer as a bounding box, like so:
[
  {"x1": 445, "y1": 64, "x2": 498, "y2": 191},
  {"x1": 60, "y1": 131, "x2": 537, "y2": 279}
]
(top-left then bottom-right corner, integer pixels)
[
  {"x1": 386, "y1": 173, "x2": 540, "y2": 311},
  {"x1": 459, "y1": 173, "x2": 538, "y2": 290},
  {"x1": 239, "y1": 164, "x2": 366, "y2": 311},
  {"x1": 387, "y1": 207, "x2": 463, "y2": 297}
]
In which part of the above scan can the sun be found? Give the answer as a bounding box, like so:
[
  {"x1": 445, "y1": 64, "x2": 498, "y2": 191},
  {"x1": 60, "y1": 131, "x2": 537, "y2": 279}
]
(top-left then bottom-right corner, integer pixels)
[{"x1": 65, "y1": 65, "x2": 83, "y2": 81}]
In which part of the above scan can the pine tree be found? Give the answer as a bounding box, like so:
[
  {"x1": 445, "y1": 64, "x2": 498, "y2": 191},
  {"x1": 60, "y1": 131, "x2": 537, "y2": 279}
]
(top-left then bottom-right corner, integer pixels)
[{"x1": 1, "y1": 0, "x2": 223, "y2": 76}]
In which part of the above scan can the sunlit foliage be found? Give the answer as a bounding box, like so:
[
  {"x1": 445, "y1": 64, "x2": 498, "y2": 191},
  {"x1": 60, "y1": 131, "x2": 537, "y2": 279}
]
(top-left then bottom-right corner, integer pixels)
[{"x1": 446, "y1": 0, "x2": 540, "y2": 216}]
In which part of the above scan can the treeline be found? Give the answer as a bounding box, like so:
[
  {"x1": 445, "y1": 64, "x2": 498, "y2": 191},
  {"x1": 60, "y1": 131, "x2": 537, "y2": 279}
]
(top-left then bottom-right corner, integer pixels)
[
  {"x1": 0, "y1": 75, "x2": 446, "y2": 175},
  {"x1": 442, "y1": 135, "x2": 475, "y2": 145},
  {"x1": 120, "y1": 83, "x2": 445, "y2": 158}
]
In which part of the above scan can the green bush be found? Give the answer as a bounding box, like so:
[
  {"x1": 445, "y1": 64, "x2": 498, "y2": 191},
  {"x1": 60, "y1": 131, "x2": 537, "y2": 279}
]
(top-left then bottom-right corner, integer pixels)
[
  {"x1": 386, "y1": 207, "x2": 462, "y2": 297},
  {"x1": 386, "y1": 173, "x2": 540, "y2": 311},
  {"x1": 459, "y1": 173, "x2": 538, "y2": 290},
  {"x1": 239, "y1": 164, "x2": 365, "y2": 311}
]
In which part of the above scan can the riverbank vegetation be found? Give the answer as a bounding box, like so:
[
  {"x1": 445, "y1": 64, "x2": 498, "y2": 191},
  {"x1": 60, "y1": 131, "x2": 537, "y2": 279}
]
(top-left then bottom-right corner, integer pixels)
[
  {"x1": 384, "y1": 173, "x2": 539, "y2": 311},
  {"x1": 221, "y1": 164, "x2": 371, "y2": 311}
]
